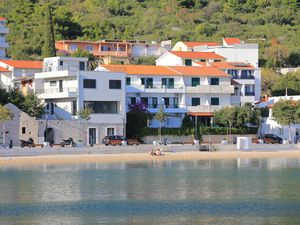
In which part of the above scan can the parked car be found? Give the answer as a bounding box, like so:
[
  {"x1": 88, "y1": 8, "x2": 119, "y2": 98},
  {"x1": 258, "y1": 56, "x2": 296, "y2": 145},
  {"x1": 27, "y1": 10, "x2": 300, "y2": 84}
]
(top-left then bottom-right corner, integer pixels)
[
  {"x1": 257, "y1": 134, "x2": 283, "y2": 144},
  {"x1": 102, "y1": 135, "x2": 126, "y2": 146}
]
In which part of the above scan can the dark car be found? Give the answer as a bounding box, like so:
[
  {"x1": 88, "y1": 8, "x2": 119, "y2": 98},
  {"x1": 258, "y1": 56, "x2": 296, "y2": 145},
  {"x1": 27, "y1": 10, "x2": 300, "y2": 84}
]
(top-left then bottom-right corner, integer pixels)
[
  {"x1": 257, "y1": 134, "x2": 283, "y2": 144},
  {"x1": 102, "y1": 135, "x2": 126, "y2": 146}
]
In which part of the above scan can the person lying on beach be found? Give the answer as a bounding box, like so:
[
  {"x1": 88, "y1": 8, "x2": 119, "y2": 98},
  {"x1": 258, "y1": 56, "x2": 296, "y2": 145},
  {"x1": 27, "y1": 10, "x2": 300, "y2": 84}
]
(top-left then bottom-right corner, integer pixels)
[{"x1": 150, "y1": 148, "x2": 163, "y2": 156}]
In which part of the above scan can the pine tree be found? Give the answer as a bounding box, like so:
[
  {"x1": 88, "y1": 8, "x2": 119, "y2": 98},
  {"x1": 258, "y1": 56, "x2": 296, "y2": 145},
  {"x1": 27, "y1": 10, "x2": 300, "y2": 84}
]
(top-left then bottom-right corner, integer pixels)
[{"x1": 42, "y1": 5, "x2": 56, "y2": 58}]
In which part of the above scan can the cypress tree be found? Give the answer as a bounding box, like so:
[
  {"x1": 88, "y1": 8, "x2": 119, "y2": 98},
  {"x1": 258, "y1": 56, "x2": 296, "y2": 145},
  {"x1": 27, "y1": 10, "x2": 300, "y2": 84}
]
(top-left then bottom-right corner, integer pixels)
[{"x1": 42, "y1": 5, "x2": 56, "y2": 58}]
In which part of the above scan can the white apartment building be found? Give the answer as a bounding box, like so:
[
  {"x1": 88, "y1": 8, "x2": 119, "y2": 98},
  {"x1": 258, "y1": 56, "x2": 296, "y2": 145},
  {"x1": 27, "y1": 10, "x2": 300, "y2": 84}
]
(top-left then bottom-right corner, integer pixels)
[
  {"x1": 258, "y1": 95, "x2": 300, "y2": 143},
  {"x1": 211, "y1": 62, "x2": 261, "y2": 104},
  {"x1": 99, "y1": 64, "x2": 233, "y2": 128},
  {"x1": 34, "y1": 56, "x2": 126, "y2": 145},
  {"x1": 159, "y1": 38, "x2": 261, "y2": 105},
  {"x1": 130, "y1": 40, "x2": 171, "y2": 58},
  {"x1": 0, "y1": 17, "x2": 9, "y2": 59},
  {"x1": 156, "y1": 51, "x2": 226, "y2": 66},
  {"x1": 0, "y1": 60, "x2": 42, "y2": 94},
  {"x1": 172, "y1": 41, "x2": 220, "y2": 51}
]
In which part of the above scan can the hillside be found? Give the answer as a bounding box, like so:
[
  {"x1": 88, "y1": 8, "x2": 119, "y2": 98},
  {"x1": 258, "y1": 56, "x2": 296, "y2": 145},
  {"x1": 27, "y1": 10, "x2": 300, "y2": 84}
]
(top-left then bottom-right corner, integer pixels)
[{"x1": 0, "y1": 0, "x2": 299, "y2": 67}]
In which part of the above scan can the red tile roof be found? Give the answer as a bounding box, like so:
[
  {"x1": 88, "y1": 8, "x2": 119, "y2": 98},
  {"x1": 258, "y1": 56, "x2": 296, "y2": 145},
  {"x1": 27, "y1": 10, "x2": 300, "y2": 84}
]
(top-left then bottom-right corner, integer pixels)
[
  {"x1": 0, "y1": 66, "x2": 10, "y2": 72},
  {"x1": 224, "y1": 38, "x2": 241, "y2": 45},
  {"x1": 170, "y1": 51, "x2": 226, "y2": 59},
  {"x1": 182, "y1": 42, "x2": 219, "y2": 47},
  {"x1": 211, "y1": 62, "x2": 254, "y2": 69},
  {"x1": 0, "y1": 60, "x2": 43, "y2": 69},
  {"x1": 101, "y1": 65, "x2": 229, "y2": 77},
  {"x1": 0, "y1": 17, "x2": 6, "y2": 21}
]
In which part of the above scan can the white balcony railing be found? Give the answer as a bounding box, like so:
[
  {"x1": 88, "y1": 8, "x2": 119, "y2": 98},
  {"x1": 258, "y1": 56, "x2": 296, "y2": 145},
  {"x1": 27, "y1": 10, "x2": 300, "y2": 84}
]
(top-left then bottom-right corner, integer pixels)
[
  {"x1": 186, "y1": 85, "x2": 234, "y2": 94},
  {"x1": 187, "y1": 105, "x2": 225, "y2": 113},
  {"x1": 36, "y1": 88, "x2": 77, "y2": 99}
]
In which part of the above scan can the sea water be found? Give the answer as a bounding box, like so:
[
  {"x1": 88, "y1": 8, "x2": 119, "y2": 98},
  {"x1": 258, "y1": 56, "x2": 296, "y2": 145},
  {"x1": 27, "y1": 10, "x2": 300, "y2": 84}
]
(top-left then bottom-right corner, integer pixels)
[{"x1": 0, "y1": 158, "x2": 300, "y2": 225}]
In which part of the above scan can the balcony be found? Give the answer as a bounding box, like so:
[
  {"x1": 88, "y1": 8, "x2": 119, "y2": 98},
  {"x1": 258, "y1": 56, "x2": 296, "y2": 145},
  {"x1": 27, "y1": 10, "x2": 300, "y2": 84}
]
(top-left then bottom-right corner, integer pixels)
[
  {"x1": 36, "y1": 87, "x2": 77, "y2": 99},
  {"x1": 0, "y1": 27, "x2": 9, "y2": 34},
  {"x1": 36, "y1": 67, "x2": 78, "y2": 79},
  {"x1": 0, "y1": 41, "x2": 8, "y2": 48},
  {"x1": 232, "y1": 75, "x2": 255, "y2": 79},
  {"x1": 187, "y1": 105, "x2": 225, "y2": 113},
  {"x1": 186, "y1": 85, "x2": 234, "y2": 94},
  {"x1": 126, "y1": 84, "x2": 185, "y2": 93}
]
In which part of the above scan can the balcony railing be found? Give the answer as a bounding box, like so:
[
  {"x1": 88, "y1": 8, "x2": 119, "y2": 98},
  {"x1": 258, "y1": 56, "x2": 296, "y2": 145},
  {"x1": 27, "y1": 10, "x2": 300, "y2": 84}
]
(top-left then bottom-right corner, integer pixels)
[
  {"x1": 187, "y1": 105, "x2": 224, "y2": 112},
  {"x1": 43, "y1": 65, "x2": 80, "y2": 72},
  {"x1": 232, "y1": 75, "x2": 255, "y2": 79},
  {"x1": 36, "y1": 87, "x2": 77, "y2": 94},
  {"x1": 186, "y1": 85, "x2": 234, "y2": 93}
]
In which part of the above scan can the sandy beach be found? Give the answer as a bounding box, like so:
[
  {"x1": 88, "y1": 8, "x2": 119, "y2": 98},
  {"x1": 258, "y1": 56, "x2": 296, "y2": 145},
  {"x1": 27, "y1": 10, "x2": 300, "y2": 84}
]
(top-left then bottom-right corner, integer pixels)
[{"x1": 1, "y1": 150, "x2": 300, "y2": 167}]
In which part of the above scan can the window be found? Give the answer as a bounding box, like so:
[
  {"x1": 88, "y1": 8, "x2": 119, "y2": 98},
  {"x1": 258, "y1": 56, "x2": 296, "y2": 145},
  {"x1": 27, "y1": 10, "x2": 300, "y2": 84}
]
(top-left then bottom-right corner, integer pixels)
[
  {"x1": 163, "y1": 97, "x2": 170, "y2": 107},
  {"x1": 185, "y1": 59, "x2": 192, "y2": 66},
  {"x1": 85, "y1": 45, "x2": 93, "y2": 52},
  {"x1": 72, "y1": 101, "x2": 77, "y2": 116},
  {"x1": 152, "y1": 97, "x2": 158, "y2": 108},
  {"x1": 228, "y1": 70, "x2": 238, "y2": 77},
  {"x1": 59, "y1": 61, "x2": 63, "y2": 66},
  {"x1": 214, "y1": 60, "x2": 221, "y2": 62},
  {"x1": 107, "y1": 128, "x2": 114, "y2": 136},
  {"x1": 141, "y1": 97, "x2": 148, "y2": 107},
  {"x1": 79, "y1": 61, "x2": 85, "y2": 71},
  {"x1": 211, "y1": 97, "x2": 219, "y2": 105},
  {"x1": 109, "y1": 80, "x2": 121, "y2": 89},
  {"x1": 84, "y1": 101, "x2": 119, "y2": 114},
  {"x1": 141, "y1": 78, "x2": 153, "y2": 88},
  {"x1": 130, "y1": 97, "x2": 136, "y2": 105},
  {"x1": 174, "y1": 97, "x2": 179, "y2": 108},
  {"x1": 70, "y1": 44, "x2": 77, "y2": 51},
  {"x1": 162, "y1": 78, "x2": 174, "y2": 89},
  {"x1": 210, "y1": 78, "x2": 219, "y2": 85},
  {"x1": 50, "y1": 81, "x2": 57, "y2": 87},
  {"x1": 126, "y1": 77, "x2": 131, "y2": 85},
  {"x1": 22, "y1": 127, "x2": 26, "y2": 134},
  {"x1": 101, "y1": 46, "x2": 110, "y2": 51},
  {"x1": 191, "y1": 78, "x2": 200, "y2": 87},
  {"x1": 83, "y1": 79, "x2": 96, "y2": 88},
  {"x1": 192, "y1": 98, "x2": 200, "y2": 106}
]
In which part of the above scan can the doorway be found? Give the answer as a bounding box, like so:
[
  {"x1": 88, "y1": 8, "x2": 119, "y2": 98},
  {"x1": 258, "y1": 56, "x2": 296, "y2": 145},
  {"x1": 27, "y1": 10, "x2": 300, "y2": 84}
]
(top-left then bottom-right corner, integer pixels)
[
  {"x1": 88, "y1": 128, "x2": 97, "y2": 146},
  {"x1": 44, "y1": 128, "x2": 54, "y2": 144}
]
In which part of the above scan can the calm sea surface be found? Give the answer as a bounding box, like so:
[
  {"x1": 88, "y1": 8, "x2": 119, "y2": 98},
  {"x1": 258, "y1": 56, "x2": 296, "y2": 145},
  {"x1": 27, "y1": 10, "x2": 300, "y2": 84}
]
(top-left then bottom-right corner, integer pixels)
[{"x1": 1, "y1": 158, "x2": 300, "y2": 225}]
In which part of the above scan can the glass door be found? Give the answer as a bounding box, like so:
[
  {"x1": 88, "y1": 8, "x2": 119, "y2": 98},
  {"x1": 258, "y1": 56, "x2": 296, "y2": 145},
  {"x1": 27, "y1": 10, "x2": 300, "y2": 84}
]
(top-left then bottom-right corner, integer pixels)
[{"x1": 89, "y1": 128, "x2": 97, "y2": 146}]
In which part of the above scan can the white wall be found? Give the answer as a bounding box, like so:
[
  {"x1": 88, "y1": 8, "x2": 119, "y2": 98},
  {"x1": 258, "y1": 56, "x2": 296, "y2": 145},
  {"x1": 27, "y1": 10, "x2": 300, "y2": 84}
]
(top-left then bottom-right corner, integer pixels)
[
  {"x1": 202, "y1": 44, "x2": 259, "y2": 68},
  {"x1": 156, "y1": 52, "x2": 183, "y2": 66}
]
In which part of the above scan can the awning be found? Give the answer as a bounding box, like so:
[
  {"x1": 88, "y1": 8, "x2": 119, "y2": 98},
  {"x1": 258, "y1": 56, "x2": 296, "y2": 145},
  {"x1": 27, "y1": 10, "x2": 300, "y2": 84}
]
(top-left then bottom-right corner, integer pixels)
[{"x1": 187, "y1": 112, "x2": 214, "y2": 117}]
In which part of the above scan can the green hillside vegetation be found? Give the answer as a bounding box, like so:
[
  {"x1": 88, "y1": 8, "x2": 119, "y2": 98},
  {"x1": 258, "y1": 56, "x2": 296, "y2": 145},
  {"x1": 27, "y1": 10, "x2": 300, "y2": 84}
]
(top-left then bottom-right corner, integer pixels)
[{"x1": 0, "y1": 0, "x2": 299, "y2": 68}]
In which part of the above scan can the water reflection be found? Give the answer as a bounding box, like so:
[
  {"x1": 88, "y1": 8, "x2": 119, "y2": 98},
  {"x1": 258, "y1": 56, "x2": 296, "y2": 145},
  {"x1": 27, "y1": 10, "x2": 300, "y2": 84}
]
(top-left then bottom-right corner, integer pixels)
[{"x1": 1, "y1": 158, "x2": 300, "y2": 225}]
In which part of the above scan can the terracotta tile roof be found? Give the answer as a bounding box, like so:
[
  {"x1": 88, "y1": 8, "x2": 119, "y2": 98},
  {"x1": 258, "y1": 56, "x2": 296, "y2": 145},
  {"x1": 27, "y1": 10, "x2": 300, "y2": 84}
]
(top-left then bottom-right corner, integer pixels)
[
  {"x1": 170, "y1": 51, "x2": 226, "y2": 59},
  {"x1": 0, "y1": 60, "x2": 43, "y2": 69},
  {"x1": 0, "y1": 66, "x2": 10, "y2": 72},
  {"x1": 224, "y1": 38, "x2": 241, "y2": 45},
  {"x1": 56, "y1": 40, "x2": 98, "y2": 44},
  {"x1": 193, "y1": 62, "x2": 206, "y2": 66},
  {"x1": 101, "y1": 65, "x2": 229, "y2": 77},
  {"x1": 182, "y1": 42, "x2": 219, "y2": 47},
  {"x1": 0, "y1": 17, "x2": 6, "y2": 21},
  {"x1": 211, "y1": 62, "x2": 254, "y2": 69}
]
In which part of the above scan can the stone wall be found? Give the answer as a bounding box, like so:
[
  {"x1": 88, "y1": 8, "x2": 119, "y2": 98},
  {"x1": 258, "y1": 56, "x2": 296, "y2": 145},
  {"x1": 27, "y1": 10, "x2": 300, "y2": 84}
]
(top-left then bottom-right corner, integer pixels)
[
  {"x1": 0, "y1": 103, "x2": 123, "y2": 146},
  {"x1": 0, "y1": 103, "x2": 39, "y2": 146}
]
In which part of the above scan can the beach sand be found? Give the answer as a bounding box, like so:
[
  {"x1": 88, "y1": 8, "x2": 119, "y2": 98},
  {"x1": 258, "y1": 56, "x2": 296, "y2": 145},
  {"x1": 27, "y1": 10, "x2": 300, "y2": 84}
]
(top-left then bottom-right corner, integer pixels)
[{"x1": 1, "y1": 150, "x2": 300, "y2": 167}]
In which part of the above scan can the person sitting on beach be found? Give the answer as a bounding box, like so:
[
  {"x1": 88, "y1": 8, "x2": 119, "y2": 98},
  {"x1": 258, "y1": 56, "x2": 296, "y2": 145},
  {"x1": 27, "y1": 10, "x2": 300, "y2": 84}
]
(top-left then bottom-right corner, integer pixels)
[{"x1": 150, "y1": 148, "x2": 163, "y2": 156}]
